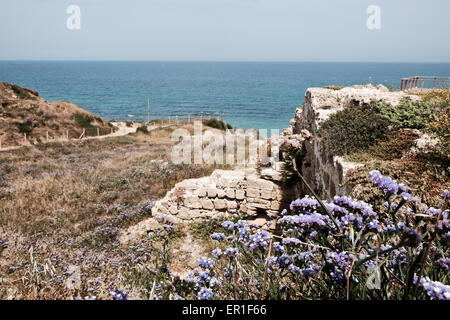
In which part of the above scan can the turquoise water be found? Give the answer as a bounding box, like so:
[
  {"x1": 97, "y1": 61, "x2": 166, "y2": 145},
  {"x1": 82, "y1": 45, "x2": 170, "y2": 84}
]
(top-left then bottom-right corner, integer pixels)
[{"x1": 1, "y1": 61, "x2": 450, "y2": 131}]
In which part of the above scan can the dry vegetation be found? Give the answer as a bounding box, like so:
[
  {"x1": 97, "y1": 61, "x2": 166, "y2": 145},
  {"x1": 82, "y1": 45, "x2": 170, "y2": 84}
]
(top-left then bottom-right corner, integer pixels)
[
  {"x1": 0, "y1": 125, "x2": 226, "y2": 299},
  {"x1": 0, "y1": 82, "x2": 113, "y2": 148}
]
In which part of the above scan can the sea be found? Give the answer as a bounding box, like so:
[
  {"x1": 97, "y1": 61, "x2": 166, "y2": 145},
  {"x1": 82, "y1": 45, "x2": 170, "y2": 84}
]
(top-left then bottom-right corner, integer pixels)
[{"x1": 1, "y1": 61, "x2": 449, "y2": 132}]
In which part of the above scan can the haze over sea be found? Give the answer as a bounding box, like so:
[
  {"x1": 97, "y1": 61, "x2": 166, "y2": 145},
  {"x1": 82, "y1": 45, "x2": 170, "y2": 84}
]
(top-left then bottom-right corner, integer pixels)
[{"x1": 1, "y1": 61, "x2": 450, "y2": 132}]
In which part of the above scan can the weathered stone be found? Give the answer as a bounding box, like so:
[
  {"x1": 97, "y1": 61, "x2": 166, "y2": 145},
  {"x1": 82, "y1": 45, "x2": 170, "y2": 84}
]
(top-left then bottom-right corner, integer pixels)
[
  {"x1": 169, "y1": 205, "x2": 178, "y2": 215},
  {"x1": 225, "y1": 188, "x2": 236, "y2": 199},
  {"x1": 201, "y1": 199, "x2": 214, "y2": 210},
  {"x1": 235, "y1": 189, "x2": 245, "y2": 200},
  {"x1": 260, "y1": 168, "x2": 283, "y2": 182},
  {"x1": 217, "y1": 189, "x2": 226, "y2": 198},
  {"x1": 226, "y1": 200, "x2": 238, "y2": 211},
  {"x1": 184, "y1": 195, "x2": 201, "y2": 209},
  {"x1": 207, "y1": 188, "x2": 217, "y2": 198},
  {"x1": 270, "y1": 201, "x2": 281, "y2": 211},
  {"x1": 246, "y1": 175, "x2": 274, "y2": 191},
  {"x1": 196, "y1": 188, "x2": 206, "y2": 197},
  {"x1": 214, "y1": 199, "x2": 227, "y2": 210},
  {"x1": 246, "y1": 188, "x2": 260, "y2": 198},
  {"x1": 247, "y1": 198, "x2": 271, "y2": 210},
  {"x1": 178, "y1": 206, "x2": 189, "y2": 218},
  {"x1": 260, "y1": 190, "x2": 273, "y2": 200}
]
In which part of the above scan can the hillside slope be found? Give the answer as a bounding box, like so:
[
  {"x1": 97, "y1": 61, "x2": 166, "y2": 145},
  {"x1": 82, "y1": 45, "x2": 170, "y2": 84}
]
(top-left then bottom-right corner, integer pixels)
[{"x1": 0, "y1": 82, "x2": 113, "y2": 147}]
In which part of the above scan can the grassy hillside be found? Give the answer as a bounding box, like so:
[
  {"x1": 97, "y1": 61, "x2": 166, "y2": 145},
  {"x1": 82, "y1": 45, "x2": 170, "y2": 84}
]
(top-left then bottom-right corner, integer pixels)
[{"x1": 0, "y1": 82, "x2": 114, "y2": 147}]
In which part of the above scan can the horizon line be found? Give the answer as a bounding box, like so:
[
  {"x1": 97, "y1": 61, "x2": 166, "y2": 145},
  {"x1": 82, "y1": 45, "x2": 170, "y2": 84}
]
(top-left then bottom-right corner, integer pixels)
[{"x1": 1, "y1": 59, "x2": 450, "y2": 64}]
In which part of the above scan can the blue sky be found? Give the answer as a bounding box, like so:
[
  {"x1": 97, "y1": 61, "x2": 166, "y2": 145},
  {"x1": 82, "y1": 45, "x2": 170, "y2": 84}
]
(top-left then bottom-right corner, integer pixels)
[{"x1": 1, "y1": 0, "x2": 449, "y2": 62}]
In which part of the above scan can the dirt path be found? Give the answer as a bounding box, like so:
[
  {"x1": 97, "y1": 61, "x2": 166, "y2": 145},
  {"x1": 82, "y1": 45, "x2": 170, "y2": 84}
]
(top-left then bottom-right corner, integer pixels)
[
  {"x1": 0, "y1": 121, "x2": 179, "y2": 153},
  {"x1": 0, "y1": 122, "x2": 137, "y2": 152}
]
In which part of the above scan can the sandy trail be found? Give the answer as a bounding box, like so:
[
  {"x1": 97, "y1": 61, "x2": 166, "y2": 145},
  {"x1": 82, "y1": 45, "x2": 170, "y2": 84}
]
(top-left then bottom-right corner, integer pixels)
[
  {"x1": 0, "y1": 122, "x2": 139, "y2": 152},
  {"x1": 0, "y1": 121, "x2": 178, "y2": 152}
]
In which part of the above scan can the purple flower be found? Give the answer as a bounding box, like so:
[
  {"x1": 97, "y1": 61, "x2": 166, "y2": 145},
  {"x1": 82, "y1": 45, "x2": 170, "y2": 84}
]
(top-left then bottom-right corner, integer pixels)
[
  {"x1": 211, "y1": 233, "x2": 226, "y2": 241},
  {"x1": 111, "y1": 289, "x2": 128, "y2": 300},
  {"x1": 277, "y1": 256, "x2": 293, "y2": 268},
  {"x1": 436, "y1": 258, "x2": 450, "y2": 271},
  {"x1": 245, "y1": 230, "x2": 270, "y2": 251},
  {"x1": 221, "y1": 221, "x2": 235, "y2": 231},
  {"x1": 198, "y1": 257, "x2": 214, "y2": 269},
  {"x1": 197, "y1": 287, "x2": 213, "y2": 300},
  {"x1": 224, "y1": 247, "x2": 238, "y2": 258},
  {"x1": 212, "y1": 248, "x2": 223, "y2": 258},
  {"x1": 414, "y1": 275, "x2": 450, "y2": 300},
  {"x1": 441, "y1": 190, "x2": 450, "y2": 199}
]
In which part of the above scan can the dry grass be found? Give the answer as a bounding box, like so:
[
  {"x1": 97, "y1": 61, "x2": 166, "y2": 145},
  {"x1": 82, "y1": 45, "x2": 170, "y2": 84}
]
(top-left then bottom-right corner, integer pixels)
[{"x1": 0, "y1": 125, "x2": 226, "y2": 299}]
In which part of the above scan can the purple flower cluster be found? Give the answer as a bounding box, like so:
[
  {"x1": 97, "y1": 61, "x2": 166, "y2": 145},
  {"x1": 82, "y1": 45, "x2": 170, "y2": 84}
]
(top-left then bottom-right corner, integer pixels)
[
  {"x1": 369, "y1": 170, "x2": 411, "y2": 201},
  {"x1": 245, "y1": 230, "x2": 270, "y2": 251},
  {"x1": 278, "y1": 213, "x2": 330, "y2": 229},
  {"x1": 198, "y1": 257, "x2": 214, "y2": 269},
  {"x1": 333, "y1": 196, "x2": 377, "y2": 218},
  {"x1": 212, "y1": 248, "x2": 222, "y2": 258},
  {"x1": 197, "y1": 287, "x2": 214, "y2": 300},
  {"x1": 414, "y1": 275, "x2": 450, "y2": 300},
  {"x1": 111, "y1": 289, "x2": 128, "y2": 300},
  {"x1": 211, "y1": 233, "x2": 226, "y2": 241},
  {"x1": 224, "y1": 247, "x2": 238, "y2": 258},
  {"x1": 441, "y1": 190, "x2": 450, "y2": 199},
  {"x1": 325, "y1": 252, "x2": 355, "y2": 282},
  {"x1": 436, "y1": 258, "x2": 450, "y2": 271}
]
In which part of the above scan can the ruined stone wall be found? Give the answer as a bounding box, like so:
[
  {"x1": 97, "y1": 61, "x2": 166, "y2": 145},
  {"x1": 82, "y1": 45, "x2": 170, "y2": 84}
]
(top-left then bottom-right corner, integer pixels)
[
  {"x1": 125, "y1": 84, "x2": 420, "y2": 240},
  {"x1": 151, "y1": 168, "x2": 294, "y2": 222},
  {"x1": 289, "y1": 84, "x2": 419, "y2": 200}
]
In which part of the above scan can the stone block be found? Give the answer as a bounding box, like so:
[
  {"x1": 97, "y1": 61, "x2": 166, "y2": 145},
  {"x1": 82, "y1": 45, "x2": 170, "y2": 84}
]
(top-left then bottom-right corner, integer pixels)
[
  {"x1": 246, "y1": 188, "x2": 260, "y2": 198},
  {"x1": 214, "y1": 199, "x2": 227, "y2": 210},
  {"x1": 217, "y1": 189, "x2": 226, "y2": 198},
  {"x1": 225, "y1": 188, "x2": 236, "y2": 199},
  {"x1": 235, "y1": 189, "x2": 245, "y2": 200},
  {"x1": 226, "y1": 200, "x2": 238, "y2": 211},
  {"x1": 201, "y1": 199, "x2": 214, "y2": 210},
  {"x1": 260, "y1": 190, "x2": 273, "y2": 200},
  {"x1": 207, "y1": 188, "x2": 217, "y2": 198}
]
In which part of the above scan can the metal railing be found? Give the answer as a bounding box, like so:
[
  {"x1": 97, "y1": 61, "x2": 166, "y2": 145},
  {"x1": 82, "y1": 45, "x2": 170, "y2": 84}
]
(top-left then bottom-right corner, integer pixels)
[{"x1": 401, "y1": 76, "x2": 450, "y2": 91}]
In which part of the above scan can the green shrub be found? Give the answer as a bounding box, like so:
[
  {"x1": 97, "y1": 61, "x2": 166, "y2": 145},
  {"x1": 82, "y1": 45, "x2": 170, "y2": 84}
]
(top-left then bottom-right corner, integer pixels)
[
  {"x1": 72, "y1": 113, "x2": 95, "y2": 129},
  {"x1": 319, "y1": 104, "x2": 391, "y2": 156},
  {"x1": 346, "y1": 129, "x2": 420, "y2": 162},
  {"x1": 375, "y1": 97, "x2": 435, "y2": 130},
  {"x1": 202, "y1": 118, "x2": 233, "y2": 131}
]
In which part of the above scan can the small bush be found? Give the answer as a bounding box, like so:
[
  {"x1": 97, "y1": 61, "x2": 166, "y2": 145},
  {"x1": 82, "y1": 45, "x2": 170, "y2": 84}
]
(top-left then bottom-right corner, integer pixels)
[
  {"x1": 375, "y1": 97, "x2": 435, "y2": 130},
  {"x1": 346, "y1": 129, "x2": 420, "y2": 162},
  {"x1": 14, "y1": 120, "x2": 33, "y2": 134},
  {"x1": 202, "y1": 118, "x2": 233, "y2": 131},
  {"x1": 319, "y1": 104, "x2": 391, "y2": 156},
  {"x1": 8, "y1": 84, "x2": 35, "y2": 100},
  {"x1": 72, "y1": 113, "x2": 95, "y2": 129},
  {"x1": 136, "y1": 124, "x2": 149, "y2": 134}
]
